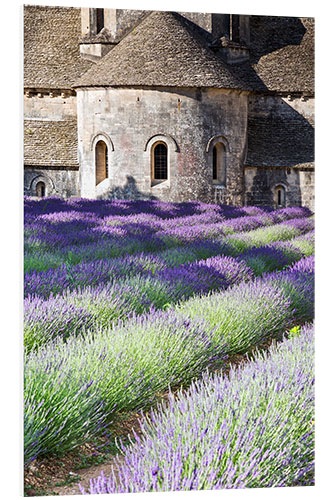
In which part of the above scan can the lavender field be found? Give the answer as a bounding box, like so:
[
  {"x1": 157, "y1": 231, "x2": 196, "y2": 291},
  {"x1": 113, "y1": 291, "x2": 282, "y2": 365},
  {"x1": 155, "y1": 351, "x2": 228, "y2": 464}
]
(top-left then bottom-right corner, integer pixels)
[{"x1": 24, "y1": 197, "x2": 315, "y2": 493}]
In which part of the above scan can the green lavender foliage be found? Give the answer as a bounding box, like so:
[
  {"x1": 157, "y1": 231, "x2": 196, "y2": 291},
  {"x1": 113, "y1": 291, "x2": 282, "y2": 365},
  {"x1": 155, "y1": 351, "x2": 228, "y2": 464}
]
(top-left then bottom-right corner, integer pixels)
[
  {"x1": 83, "y1": 323, "x2": 314, "y2": 493},
  {"x1": 24, "y1": 310, "x2": 219, "y2": 466},
  {"x1": 176, "y1": 280, "x2": 292, "y2": 354}
]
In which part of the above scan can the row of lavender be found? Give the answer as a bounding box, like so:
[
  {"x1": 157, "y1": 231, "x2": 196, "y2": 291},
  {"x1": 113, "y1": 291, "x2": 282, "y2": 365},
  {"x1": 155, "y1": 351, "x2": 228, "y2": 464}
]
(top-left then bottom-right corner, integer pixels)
[
  {"x1": 25, "y1": 256, "x2": 314, "y2": 467},
  {"x1": 24, "y1": 198, "x2": 312, "y2": 273},
  {"x1": 24, "y1": 198, "x2": 315, "y2": 486},
  {"x1": 24, "y1": 196, "x2": 311, "y2": 219},
  {"x1": 25, "y1": 220, "x2": 314, "y2": 298},
  {"x1": 82, "y1": 323, "x2": 314, "y2": 493},
  {"x1": 24, "y1": 226, "x2": 314, "y2": 353}
]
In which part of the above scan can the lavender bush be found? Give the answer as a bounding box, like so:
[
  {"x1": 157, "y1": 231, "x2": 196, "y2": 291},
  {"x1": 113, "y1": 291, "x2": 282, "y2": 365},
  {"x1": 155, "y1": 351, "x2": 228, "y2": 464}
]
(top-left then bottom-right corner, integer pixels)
[
  {"x1": 288, "y1": 230, "x2": 315, "y2": 257},
  {"x1": 156, "y1": 255, "x2": 254, "y2": 299},
  {"x1": 177, "y1": 279, "x2": 293, "y2": 354},
  {"x1": 157, "y1": 240, "x2": 224, "y2": 267},
  {"x1": 264, "y1": 256, "x2": 314, "y2": 322},
  {"x1": 24, "y1": 198, "x2": 315, "y2": 477},
  {"x1": 24, "y1": 256, "x2": 253, "y2": 350},
  {"x1": 225, "y1": 217, "x2": 314, "y2": 254},
  {"x1": 24, "y1": 277, "x2": 173, "y2": 351},
  {"x1": 24, "y1": 254, "x2": 156, "y2": 298},
  {"x1": 24, "y1": 295, "x2": 95, "y2": 352},
  {"x1": 81, "y1": 323, "x2": 314, "y2": 493},
  {"x1": 24, "y1": 310, "x2": 220, "y2": 466},
  {"x1": 24, "y1": 201, "x2": 312, "y2": 273}
]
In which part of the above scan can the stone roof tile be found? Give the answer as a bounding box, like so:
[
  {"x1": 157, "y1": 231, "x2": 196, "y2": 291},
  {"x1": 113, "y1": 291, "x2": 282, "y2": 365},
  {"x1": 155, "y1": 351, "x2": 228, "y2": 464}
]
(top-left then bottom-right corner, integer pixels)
[
  {"x1": 74, "y1": 11, "x2": 250, "y2": 90},
  {"x1": 248, "y1": 16, "x2": 314, "y2": 93},
  {"x1": 245, "y1": 114, "x2": 314, "y2": 167},
  {"x1": 24, "y1": 5, "x2": 94, "y2": 89},
  {"x1": 24, "y1": 119, "x2": 78, "y2": 167}
]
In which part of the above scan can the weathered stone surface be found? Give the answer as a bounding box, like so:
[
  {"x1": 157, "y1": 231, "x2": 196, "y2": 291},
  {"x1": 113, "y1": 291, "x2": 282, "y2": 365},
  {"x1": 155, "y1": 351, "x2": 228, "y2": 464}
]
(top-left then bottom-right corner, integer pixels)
[
  {"x1": 244, "y1": 166, "x2": 314, "y2": 211},
  {"x1": 24, "y1": 168, "x2": 80, "y2": 198},
  {"x1": 77, "y1": 87, "x2": 248, "y2": 205},
  {"x1": 24, "y1": 94, "x2": 77, "y2": 121},
  {"x1": 23, "y1": 7, "x2": 315, "y2": 208}
]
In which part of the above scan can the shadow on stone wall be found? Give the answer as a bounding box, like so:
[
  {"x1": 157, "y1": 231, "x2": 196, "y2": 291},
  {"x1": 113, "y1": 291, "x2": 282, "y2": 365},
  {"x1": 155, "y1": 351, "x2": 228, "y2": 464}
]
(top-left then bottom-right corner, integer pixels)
[
  {"x1": 249, "y1": 16, "x2": 306, "y2": 63},
  {"x1": 246, "y1": 168, "x2": 302, "y2": 207},
  {"x1": 97, "y1": 175, "x2": 158, "y2": 201},
  {"x1": 247, "y1": 98, "x2": 314, "y2": 168}
]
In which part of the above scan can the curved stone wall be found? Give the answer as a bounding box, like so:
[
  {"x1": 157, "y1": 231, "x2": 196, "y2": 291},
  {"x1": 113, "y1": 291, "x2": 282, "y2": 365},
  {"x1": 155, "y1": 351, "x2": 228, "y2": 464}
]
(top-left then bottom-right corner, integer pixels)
[{"x1": 77, "y1": 86, "x2": 248, "y2": 204}]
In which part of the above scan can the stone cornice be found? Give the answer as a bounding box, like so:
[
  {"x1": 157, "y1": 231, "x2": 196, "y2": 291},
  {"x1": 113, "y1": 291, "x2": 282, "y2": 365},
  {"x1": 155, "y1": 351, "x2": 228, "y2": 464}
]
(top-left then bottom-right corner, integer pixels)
[
  {"x1": 24, "y1": 88, "x2": 76, "y2": 98},
  {"x1": 24, "y1": 164, "x2": 79, "y2": 170}
]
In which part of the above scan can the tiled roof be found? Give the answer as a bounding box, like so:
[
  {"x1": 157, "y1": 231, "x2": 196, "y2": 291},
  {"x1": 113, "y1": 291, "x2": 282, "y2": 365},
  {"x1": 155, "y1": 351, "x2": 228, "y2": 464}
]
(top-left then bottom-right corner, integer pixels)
[
  {"x1": 24, "y1": 7, "x2": 314, "y2": 95},
  {"x1": 24, "y1": 119, "x2": 78, "y2": 167},
  {"x1": 245, "y1": 113, "x2": 314, "y2": 168},
  {"x1": 74, "y1": 11, "x2": 250, "y2": 90},
  {"x1": 24, "y1": 5, "x2": 94, "y2": 89},
  {"x1": 248, "y1": 16, "x2": 314, "y2": 93}
]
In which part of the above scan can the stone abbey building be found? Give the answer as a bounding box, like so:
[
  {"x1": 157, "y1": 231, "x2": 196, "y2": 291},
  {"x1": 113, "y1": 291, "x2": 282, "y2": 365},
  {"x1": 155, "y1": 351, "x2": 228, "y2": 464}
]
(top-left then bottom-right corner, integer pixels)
[{"x1": 24, "y1": 5, "x2": 314, "y2": 209}]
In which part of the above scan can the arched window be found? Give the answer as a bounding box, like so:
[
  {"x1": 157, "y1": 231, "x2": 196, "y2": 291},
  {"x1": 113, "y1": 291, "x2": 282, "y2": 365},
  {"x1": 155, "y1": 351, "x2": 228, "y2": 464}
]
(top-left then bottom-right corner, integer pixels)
[
  {"x1": 212, "y1": 143, "x2": 226, "y2": 186},
  {"x1": 36, "y1": 181, "x2": 46, "y2": 198},
  {"x1": 274, "y1": 185, "x2": 286, "y2": 207},
  {"x1": 152, "y1": 142, "x2": 168, "y2": 184},
  {"x1": 95, "y1": 140, "x2": 108, "y2": 185}
]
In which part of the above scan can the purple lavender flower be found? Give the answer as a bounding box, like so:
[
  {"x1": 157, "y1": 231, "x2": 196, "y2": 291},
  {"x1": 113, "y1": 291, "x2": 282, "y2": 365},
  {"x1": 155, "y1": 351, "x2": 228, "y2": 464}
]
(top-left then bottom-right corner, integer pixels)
[{"x1": 82, "y1": 324, "x2": 314, "y2": 493}]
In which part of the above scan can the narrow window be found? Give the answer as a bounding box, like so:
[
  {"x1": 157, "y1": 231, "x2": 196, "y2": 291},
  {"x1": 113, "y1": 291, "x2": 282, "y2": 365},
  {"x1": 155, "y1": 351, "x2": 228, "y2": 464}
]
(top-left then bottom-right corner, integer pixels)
[
  {"x1": 231, "y1": 14, "x2": 240, "y2": 43},
  {"x1": 274, "y1": 185, "x2": 286, "y2": 207},
  {"x1": 212, "y1": 143, "x2": 226, "y2": 186},
  {"x1": 90, "y1": 8, "x2": 104, "y2": 34},
  {"x1": 213, "y1": 146, "x2": 217, "y2": 180},
  {"x1": 95, "y1": 140, "x2": 108, "y2": 185},
  {"x1": 96, "y1": 8, "x2": 104, "y2": 33},
  {"x1": 278, "y1": 189, "x2": 282, "y2": 206},
  {"x1": 36, "y1": 181, "x2": 46, "y2": 198},
  {"x1": 152, "y1": 142, "x2": 168, "y2": 182}
]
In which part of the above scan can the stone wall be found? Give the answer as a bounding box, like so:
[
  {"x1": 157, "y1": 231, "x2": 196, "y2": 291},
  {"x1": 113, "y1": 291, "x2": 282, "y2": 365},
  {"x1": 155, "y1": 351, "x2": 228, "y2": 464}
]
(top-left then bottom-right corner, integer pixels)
[
  {"x1": 24, "y1": 92, "x2": 77, "y2": 121},
  {"x1": 244, "y1": 166, "x2": 314, "y2": 210},
  {"x1": 24, "y1": 91, "x2": 80, "y2": 198},
  {"x1": 24, "y1": 168, "x2": 80, "y2": 198},
  {"x1": 77, "y1": 86, "x2": 248, "y2": 204}
]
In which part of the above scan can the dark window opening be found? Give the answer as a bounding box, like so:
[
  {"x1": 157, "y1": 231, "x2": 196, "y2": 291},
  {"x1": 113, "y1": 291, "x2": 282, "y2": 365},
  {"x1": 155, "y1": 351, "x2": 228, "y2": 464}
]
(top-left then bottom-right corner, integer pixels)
[
  {"x1": 275, "y1": 185, "x2": 286, "y2": 207},
  {"x1": 153, "y1": 143, "x2": 168, "y2": 180},
  {"x1": 90, "y1": 8, "x2": 104, "y2": 34},
  {"x1": 213, "y1": 146, "x2": 217, "y2": 180},
  {"x1": 222, "y1": 14, "x2": 240, "y2": 42},
  {"x1": 36, "y1": 181, "x2": 45, "y2": 198},
  {"x1": 212, "y1": 143, "x2": 226, "y2": 186},
  {"x1": 231, "y1": 14, "x2": 240, "y2": 43},
  {"x1": 96, "y1": 8, "x2": 104, "y2": 33},
  {"x1": 95, "y1": 140, "x2": 108, "y2": 185}
]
